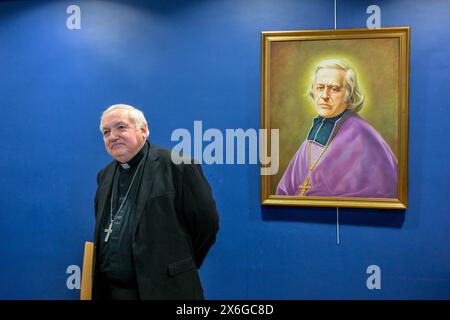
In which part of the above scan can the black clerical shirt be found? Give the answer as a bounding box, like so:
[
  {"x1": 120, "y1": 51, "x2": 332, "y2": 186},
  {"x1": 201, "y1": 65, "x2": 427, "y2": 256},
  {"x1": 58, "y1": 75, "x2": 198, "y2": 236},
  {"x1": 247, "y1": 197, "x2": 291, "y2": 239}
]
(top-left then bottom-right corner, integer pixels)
[
  {"x1": 307, "y1": 110, "x2": 349, "y2": 146},
  {"x1": 98, "y1": 142, "x2": 148, "y2": 289}
]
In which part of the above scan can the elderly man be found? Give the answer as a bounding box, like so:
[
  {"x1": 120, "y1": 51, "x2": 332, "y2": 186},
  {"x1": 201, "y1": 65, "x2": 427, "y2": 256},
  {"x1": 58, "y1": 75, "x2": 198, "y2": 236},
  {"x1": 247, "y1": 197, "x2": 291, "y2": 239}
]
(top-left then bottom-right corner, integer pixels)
[
  {"x1": 93, "y1": 104, "x2": 219, "y2": 300},
  {"x1": 276, "y1": 59, "x2": 397, "y2": 198}
]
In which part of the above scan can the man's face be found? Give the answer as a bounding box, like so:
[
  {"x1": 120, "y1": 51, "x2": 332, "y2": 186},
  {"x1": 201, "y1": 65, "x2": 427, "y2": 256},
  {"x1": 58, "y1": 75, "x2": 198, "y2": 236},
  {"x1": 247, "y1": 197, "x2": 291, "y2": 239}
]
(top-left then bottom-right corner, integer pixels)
[
  {"x1": 100, "y1": 109, "x2": 147, "y2": 163},
  {"x1": 312, "y1": 68, "x2": 348, "y2": 118}
]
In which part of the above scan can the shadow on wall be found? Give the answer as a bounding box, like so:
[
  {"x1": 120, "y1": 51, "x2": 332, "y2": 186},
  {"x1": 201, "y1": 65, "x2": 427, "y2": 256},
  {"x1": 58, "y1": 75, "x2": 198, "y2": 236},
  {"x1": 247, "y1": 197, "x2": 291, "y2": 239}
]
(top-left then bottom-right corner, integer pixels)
[{"x1": 261, "y1": 205, "x2": 405, "y2": 228}]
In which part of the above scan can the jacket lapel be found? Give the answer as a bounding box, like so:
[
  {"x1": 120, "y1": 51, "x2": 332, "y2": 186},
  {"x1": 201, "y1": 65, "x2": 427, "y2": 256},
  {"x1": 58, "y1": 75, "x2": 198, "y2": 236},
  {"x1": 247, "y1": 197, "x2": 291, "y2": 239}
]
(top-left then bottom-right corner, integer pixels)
[
  {"x1": 132, "y1": 143, "x2": 160, "y2": 237},
  {"x1": 94, "y1": 162, "x2": 117, "y2": 242}
]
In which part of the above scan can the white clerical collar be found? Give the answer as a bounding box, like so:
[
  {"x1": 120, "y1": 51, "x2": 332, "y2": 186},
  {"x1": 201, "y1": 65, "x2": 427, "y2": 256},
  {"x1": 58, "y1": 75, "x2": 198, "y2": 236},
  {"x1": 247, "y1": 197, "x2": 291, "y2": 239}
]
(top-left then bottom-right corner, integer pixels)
[{"x1": 120, "y1": 163, "x2": 130, "y2": 169}]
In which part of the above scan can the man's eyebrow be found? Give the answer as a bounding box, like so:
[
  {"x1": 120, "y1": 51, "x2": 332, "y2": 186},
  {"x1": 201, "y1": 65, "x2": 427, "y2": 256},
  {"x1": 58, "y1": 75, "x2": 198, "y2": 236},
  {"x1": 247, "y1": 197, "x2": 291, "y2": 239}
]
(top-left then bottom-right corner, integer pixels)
[
  {"x1": 114, "y1": 121, "x2": 129, "y2": 126},
  {"x1": 315, "y1": 82, "x2": 341, "y2": 87},
  {"x1": 108, "y1": 121, "x2": 130, "y2": 128},
  {"x1": 101, "y1": 121, "x2": 130, "y2": 131},
  {"x1": 319, "y1": 83, "x2": 342, "y2": 87}
]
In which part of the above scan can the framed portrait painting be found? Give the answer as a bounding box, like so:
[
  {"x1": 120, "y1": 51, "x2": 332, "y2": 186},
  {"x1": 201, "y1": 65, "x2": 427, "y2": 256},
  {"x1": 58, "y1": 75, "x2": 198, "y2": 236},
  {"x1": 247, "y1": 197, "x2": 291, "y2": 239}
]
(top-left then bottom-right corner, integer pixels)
[{"x1": 260, "y1": 27, "x2": 409, "y2": 209}]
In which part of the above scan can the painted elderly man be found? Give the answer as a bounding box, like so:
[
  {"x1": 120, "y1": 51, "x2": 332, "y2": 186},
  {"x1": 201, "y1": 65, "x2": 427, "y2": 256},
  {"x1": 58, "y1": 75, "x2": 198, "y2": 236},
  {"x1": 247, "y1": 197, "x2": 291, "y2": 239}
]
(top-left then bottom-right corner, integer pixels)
[{"x1": 276, "y1": 59, "x2": 397, "y2": 198}]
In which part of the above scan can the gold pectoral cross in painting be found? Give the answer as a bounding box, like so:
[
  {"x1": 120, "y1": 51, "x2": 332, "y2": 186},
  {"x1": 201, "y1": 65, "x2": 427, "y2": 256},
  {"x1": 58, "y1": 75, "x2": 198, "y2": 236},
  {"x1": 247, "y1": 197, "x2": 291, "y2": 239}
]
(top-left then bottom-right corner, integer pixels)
[{"x1": 299, "y1": 175, "x2": 312, "y2": 196}]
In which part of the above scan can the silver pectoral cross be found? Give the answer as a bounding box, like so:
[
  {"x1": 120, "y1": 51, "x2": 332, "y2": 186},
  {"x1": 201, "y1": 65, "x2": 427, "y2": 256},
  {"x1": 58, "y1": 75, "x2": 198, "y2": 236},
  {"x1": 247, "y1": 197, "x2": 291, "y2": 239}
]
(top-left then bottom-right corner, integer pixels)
[{"x1": 104, "y1": 221, "x2": 113, "y2": 242}]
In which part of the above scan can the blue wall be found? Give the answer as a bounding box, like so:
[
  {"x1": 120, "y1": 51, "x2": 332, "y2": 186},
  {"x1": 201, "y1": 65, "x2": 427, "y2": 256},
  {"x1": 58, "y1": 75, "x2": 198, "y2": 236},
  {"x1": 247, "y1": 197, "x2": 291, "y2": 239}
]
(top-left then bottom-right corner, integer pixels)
[{"x1": 0, "y1": 0, "x2": 449, "y2": 299}]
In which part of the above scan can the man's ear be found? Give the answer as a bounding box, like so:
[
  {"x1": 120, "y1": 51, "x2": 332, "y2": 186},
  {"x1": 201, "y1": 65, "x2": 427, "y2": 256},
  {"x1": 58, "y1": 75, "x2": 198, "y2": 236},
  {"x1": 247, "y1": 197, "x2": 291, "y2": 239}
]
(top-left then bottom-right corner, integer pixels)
[{"x1": 141, "y1": 122, "x2": 149, "y2": 139}]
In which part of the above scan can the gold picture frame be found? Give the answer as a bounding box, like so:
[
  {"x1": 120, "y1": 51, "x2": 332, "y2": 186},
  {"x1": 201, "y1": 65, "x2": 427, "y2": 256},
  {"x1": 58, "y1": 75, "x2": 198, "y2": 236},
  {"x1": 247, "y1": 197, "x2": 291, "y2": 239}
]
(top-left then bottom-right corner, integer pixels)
[{"x1": 261, "y1": 27, "x2": 409, "y2": 209}]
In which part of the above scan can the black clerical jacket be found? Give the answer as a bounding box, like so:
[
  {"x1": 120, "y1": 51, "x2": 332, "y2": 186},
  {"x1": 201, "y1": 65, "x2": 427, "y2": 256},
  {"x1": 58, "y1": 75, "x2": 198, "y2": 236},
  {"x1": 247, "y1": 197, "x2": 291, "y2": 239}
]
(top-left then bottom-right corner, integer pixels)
[{"x1": 92, "y1": 143, "x2": 219, "y2": 299}]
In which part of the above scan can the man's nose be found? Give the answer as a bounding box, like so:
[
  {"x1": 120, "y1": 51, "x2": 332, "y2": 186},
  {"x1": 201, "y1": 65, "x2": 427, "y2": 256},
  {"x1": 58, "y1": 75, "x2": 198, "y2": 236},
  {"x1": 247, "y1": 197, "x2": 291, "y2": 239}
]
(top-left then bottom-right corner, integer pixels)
[
  {"x1": 321, "y1": 88, "x2": 330, "y2": 99},
  {"x1": 109, "y1": 129, "x2": 119, "y2": 141}
]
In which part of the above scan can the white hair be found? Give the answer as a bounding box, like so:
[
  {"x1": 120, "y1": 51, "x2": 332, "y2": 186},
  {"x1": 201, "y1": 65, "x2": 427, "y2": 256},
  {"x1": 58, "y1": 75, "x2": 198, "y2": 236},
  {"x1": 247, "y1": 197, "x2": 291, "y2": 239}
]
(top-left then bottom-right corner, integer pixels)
[
  {"x1": 100, "y1": 104, "x2": 149, "y2": 138},
  {"x1": 308, "y1": 59, "x2": 364, "y2": 112}
]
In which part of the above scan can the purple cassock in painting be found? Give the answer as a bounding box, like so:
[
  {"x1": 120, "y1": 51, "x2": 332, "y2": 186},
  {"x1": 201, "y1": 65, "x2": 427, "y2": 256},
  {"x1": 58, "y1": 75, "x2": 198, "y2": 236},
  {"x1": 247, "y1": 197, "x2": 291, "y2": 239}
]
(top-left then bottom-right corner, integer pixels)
[
  {"x1": 276, "y1": 111, "x2": 398, "y2": 198},
  {"x1": 276, "y1": 59, "x2": 398, "y2": 198}
]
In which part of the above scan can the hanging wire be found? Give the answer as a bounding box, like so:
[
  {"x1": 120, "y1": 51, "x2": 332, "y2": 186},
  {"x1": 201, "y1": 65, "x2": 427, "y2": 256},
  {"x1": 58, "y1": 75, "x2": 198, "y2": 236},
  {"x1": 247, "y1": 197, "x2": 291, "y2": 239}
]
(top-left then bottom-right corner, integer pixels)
[{"x1": 334, "y1": 0, "x2": 340, "y2": 246}]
